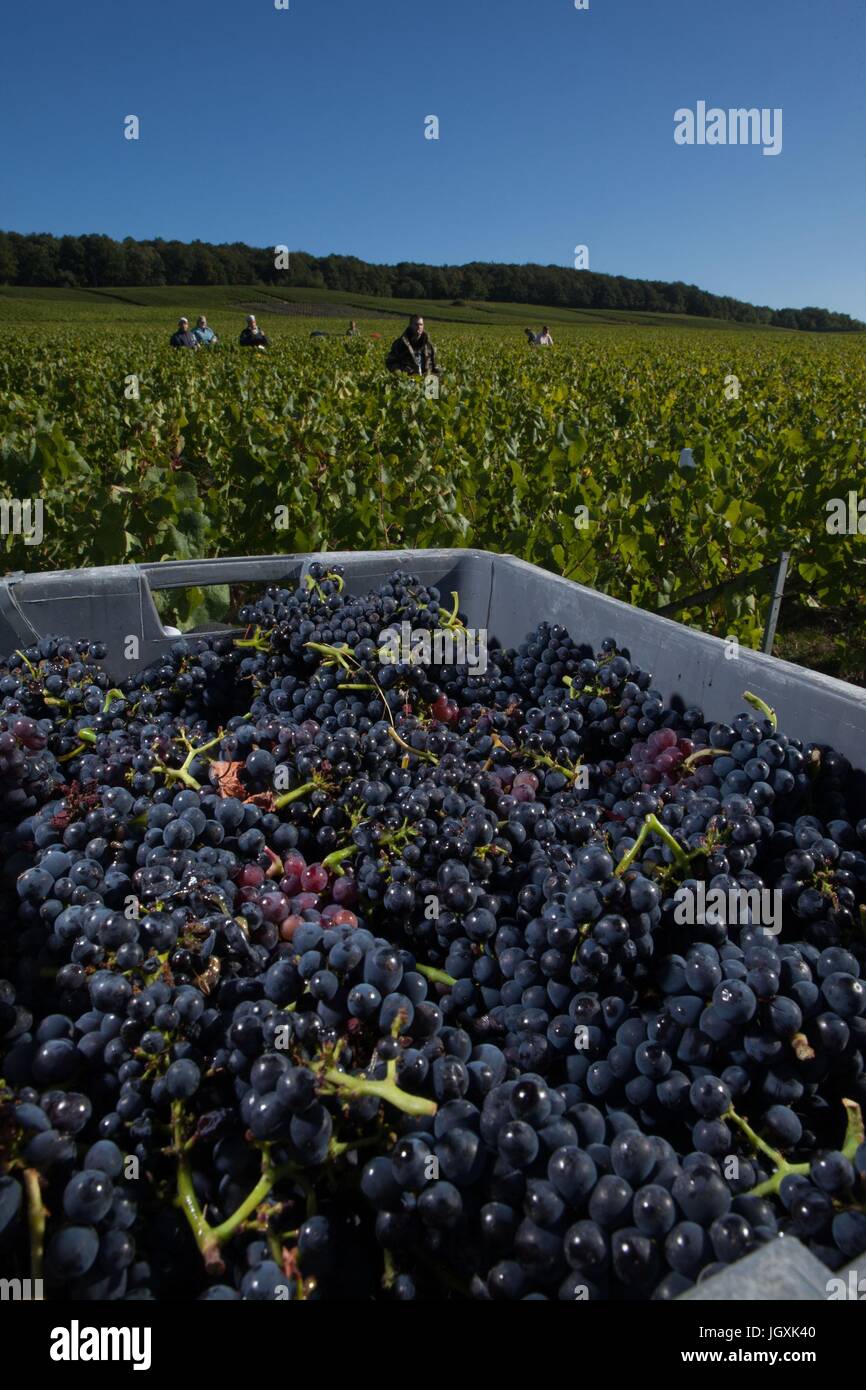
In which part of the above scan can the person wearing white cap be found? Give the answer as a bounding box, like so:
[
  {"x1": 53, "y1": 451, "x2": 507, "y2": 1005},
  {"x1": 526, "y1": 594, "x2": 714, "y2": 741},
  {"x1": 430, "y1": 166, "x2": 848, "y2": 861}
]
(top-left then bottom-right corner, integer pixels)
[
  {"x1": 239, "y1": 314, "x2": 269, "y2": 349},
  {"x1": 170, "y1": 316, "x2": 199, "y2": 349},
  {"x1": 194, "y1": 315, "x2": 218, "y2": 346}
]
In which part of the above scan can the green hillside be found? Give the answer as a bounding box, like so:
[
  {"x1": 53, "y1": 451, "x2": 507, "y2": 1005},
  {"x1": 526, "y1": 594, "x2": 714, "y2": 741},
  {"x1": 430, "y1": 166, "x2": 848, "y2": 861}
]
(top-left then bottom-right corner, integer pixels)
[{"x1": 0, "y1": 283, "x2": 795, "y2": 334}]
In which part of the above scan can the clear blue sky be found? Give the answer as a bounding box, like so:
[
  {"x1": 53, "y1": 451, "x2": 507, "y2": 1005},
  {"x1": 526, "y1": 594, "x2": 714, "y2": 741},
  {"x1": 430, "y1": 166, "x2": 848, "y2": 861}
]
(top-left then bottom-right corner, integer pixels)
[{"x1": 2, "y1": 0, "x2": 864, "y2": 316}]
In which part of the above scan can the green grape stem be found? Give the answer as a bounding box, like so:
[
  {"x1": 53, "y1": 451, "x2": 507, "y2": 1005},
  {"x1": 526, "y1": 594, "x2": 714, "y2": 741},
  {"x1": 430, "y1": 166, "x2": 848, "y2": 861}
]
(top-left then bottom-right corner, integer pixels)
[
  {"x1": 172, "y1": 1103, "x2": 303, "y2": 1274},
  {"x1": 388, "y1": 727, "x2": 439, "y2": 764},
  {"x1": 305, "y1": 641, "x2": 356, "y2": 672},
  {"x1": 15, "y1": 650, "x2": 38, "y2": 679},
  {"x1": 725, "y1": 1099, "x2": 864, "y2": 1199},
  {"x1": 23, "y1": 1169, "x2": 46, "y2": 1292},
  {"x1": 437, "y1": 591, "x2": 463, "y2": 630},
  {"x1": 415, "y1": 963, "x2": 457, "y2": 987},
  {"x1": 320, "y1": 843, "x2": 359, "y2": 874},
  {"x1": 321, "y1": 1067, "x2": 437, "y2": 1118},
  {"x1": 272, "y1": 780, "x2": 319, "y2": 810},
  {"x1": 522, "y1": 745, "x2": 585, "y2": 782},
  {"x1": 683, "y1": 746, "x2": 727, "y2": 770},
  {"x1": 235, "y1": 627, "x2": 272, "y2": 652},
  {"x1": 842, "y1": 1097, "x2": 865, "y2": 1151},
  {"x1": 58, "y1": 729, "x2": 98, "y2": 762},
  {"x1": 153, "y1": 732, "x2": 223, "y2": 791},
  {"x1": 614, "y1": 813, "x2": 690, "y2": 877},
  {"x1": 743, "y1": 690, "x2": 778, "y2": 732}
]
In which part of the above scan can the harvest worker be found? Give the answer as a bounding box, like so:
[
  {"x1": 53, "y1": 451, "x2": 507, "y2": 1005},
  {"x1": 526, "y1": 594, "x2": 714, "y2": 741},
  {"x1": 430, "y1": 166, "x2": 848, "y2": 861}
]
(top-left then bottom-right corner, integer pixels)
[
  {"x1": 170, "y1": 317, "x2": 199, "y2": 349},
  {"x1": 536, "y1": 325, "x2": 554, "y2": 346},
  {"x1": 194, "y1": 315, "x2": 218, "y2": 345},
  {"x1": 346, "y1": 320, "x2": 359, "y2": 336},
  {"x1": 239, "y1": 315, "x2": 269, "y2": 349},
  {"x1": 386, "y1": 314, "x2": 439, "y2": 376}
]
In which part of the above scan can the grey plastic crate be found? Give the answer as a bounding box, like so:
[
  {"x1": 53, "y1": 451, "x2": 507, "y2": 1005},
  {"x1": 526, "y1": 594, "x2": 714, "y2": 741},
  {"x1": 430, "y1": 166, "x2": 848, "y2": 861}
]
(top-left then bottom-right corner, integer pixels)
[
  {"x1": 1, "y1": 547, "x2": 864, "y2": 764},
  {"x1": 1, "y1": 547, "x2": 864, "y2": 1299},
  {"x1": 681, "y1": 1236, "x2": 836, "y2": 1301}
]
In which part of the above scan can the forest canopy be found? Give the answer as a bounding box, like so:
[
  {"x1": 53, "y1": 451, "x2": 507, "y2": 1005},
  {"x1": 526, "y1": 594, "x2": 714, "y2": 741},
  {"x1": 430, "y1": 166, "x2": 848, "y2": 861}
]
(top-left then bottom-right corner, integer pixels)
[{"x1": 0, "y1": 230, "x2": 861, "y2": 332}]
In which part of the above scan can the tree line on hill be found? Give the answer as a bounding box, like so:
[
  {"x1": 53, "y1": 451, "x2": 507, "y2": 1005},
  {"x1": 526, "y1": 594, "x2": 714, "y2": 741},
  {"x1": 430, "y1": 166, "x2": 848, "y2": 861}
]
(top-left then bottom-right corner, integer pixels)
[{"x1": 0, "y1": 230, "x2": 861, "y2": 332}]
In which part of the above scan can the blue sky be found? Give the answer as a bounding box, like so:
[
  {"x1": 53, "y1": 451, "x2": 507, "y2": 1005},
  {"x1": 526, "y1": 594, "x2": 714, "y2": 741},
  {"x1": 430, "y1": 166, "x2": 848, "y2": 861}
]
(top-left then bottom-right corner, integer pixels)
[{"x1": 2, "y1": 0, "x2": 864, "y2": 316}]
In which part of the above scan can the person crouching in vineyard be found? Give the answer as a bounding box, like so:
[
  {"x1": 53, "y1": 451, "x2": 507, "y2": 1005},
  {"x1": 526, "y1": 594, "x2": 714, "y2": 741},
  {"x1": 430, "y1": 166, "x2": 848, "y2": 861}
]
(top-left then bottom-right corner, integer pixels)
[
  {"x1": 386, "y1": 314, "x2": 439, "y2": 376},
  {"x1": 194, "y1": 315, "x2": 218, "y2": 346},
  {"x1": 239, "y1": 315, "x2": 269, "y2": 349},
  {"x1": 170, "y1": 317, "x2": 199, "y2": 349}
]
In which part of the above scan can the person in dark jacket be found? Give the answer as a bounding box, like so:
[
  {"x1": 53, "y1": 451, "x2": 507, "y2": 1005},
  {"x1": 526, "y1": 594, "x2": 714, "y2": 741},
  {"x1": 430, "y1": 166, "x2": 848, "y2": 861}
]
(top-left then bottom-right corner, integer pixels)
[
  {"x1": 170, "y1": 317, "x2": 199, "y2": 349},
  {"x1": 386, "y1": 315, "x2": 438, "y2": 375},
  {"x1": 239, "y1": 315, "x2": 269, "y2": 349}
]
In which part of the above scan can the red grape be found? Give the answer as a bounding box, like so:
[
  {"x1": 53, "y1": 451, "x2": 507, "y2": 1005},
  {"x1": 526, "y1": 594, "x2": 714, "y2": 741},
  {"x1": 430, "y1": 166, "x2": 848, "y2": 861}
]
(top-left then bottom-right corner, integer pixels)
[
  {"x1": 279, "y1": 915, "x2": 303, "y2": 941},
  {"x1": 647, "y1": 728, "x2": 677, "y2": 754},
  {"x1": 655, "y1": 750, "x2": 683, "y2": 774},
  {"x1": 301, "y1": 863, "x2": 329, "y2": 893},
  {"x1": 259, "y1": 891, "x2": 290, "y2": 923}
]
